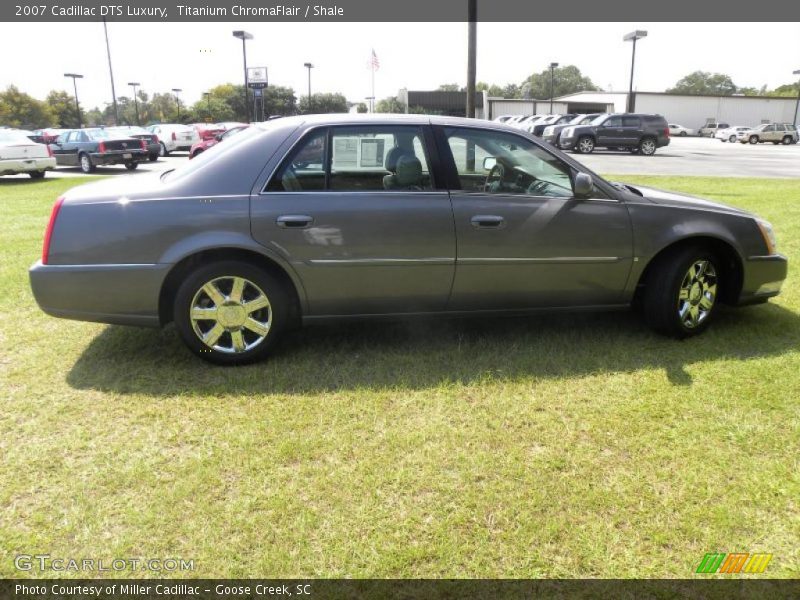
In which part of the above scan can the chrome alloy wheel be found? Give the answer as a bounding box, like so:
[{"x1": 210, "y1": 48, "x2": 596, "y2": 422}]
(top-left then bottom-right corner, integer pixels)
[
  {"x1": 640, "y1": 138, "x2": 656, "y2": 155},
  {"x1": 578, "y1": 137, "x2": 594, "y2": 153},
  {"x1": 677, "y1": 260, "x2": 717, "y2": 329},
  {"x1": 190, "y1": 276, "x2": 272, "y2": 354}
]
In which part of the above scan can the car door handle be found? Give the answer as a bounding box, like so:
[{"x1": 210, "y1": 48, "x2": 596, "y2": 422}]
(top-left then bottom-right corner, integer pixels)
[
  {"x1": 276, "y1": 215, "x2": 314, "y2": 228},
  {"x1": 471, "y1": 215, "x2": 505, "y2": 229}
]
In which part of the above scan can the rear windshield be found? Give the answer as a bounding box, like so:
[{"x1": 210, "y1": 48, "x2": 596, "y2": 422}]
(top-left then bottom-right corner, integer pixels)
[{"x1": 0, "y1": 131, "x2": 32, "y2": 143}]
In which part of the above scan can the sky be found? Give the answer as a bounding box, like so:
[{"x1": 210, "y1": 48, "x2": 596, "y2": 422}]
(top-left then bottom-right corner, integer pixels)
[{"x1": 0, "y1": 21, "x2": 798, "y2": 110}]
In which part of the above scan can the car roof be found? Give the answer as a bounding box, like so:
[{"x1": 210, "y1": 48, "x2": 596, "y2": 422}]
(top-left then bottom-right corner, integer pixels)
[{"x1": 252, "y1": 113, "x2": 536, "y2": 132}]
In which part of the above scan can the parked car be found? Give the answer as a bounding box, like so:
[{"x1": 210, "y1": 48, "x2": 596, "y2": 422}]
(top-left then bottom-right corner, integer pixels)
[
  {"x1": 715, "y1": 126, "x2": 750, "y2": 143},
  {"x1": 29, "y1": 114, "x2": 786, "y2": 365},
  {"x1": 0, "y1": 129, "x2": 56, "y2": 178},
  {"x1": 542, "y1": 114, "x2": 603, "y2": 146},
  {"x1": 214, "y1": 121, "x2": 248, "y2": 131},
  {"x1": 668, "y1": 123, "x2": 694, "y2": 137},
  {"x1": 146, "y1": 124, "x2": 199, "y2": 156},
  {"x1": 49, "y1": 128, "x2": 148, "y2": 173},
  {"x1": 698, "y1": 122, "x2": 730, "y2": 137},
  {"x1": 528, "y1": 114, "x2": 577, "y2": 137},
  {"x1": 559, "y1": 113, "x2": 670, "y2": 155},
  {"x1": 108, "y1": 126, "x2": 161, "y2": 161},
  {"x1": 493, "y1": 115, "x2": 515, "y2": 123},
  {"x1": 189, "y1": 125, "x2": 249, "y2": 159},
  {"x1": 30, "y1": 128, "x2": 69, "y2": 145},
  {"x1": 737, "y1": 123, "x2": 798, "y2": 145},
  {"x1": 192, "y1": 123, "x2": 226, "y2": 142}
]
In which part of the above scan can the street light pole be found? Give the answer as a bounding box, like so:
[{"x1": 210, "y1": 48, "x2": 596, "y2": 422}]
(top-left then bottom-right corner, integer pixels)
[
  {"x1": 793, "y1": 70, "x2": 800, "y2": 126},
  {"x1": 128, "y1": 82, "x2": 140, "y2": 125},
  {"x1": 204, "y1": 92, "x2": 212, "y2": 120},
  {"x1": 623, "y1": 30, "x2": 647, "y2": 113},
  {"x1": 64, "y1": 73, "x2": 83, "y2": 128},
  {"x1": 466, "y1": 0, "x2": 477, "y2": 118},
  {"x1": 102, "y1": 17, "x2": 119, "y2": 125},
  {"x1": 232, "y1": 30, "x2": 253, "y2": 123},
  {"x1": 304, "y1": 62, "x2": 314, "y2": 113},
  {"x1": 549, "y1": 62, "x2": 559, "y2": 113},
  {"x1": 171, "y1": 88, "x2": 182, "y2": 122}
]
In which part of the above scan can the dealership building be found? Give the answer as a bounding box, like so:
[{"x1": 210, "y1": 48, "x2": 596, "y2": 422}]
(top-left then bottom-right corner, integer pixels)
[{"x1": 398, "y1": 89, "x2": 799, "y2": 129}]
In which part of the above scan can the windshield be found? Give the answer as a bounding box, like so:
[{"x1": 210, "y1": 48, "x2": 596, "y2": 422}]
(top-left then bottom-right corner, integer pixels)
[{"x1": 161, "y1": 124, "x2": 264, "y2": 183}]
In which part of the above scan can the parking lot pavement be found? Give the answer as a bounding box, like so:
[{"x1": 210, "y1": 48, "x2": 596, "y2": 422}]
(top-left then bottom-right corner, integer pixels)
[{"x1": 575, "y1": 136, "x2": 800, "y2": 178}]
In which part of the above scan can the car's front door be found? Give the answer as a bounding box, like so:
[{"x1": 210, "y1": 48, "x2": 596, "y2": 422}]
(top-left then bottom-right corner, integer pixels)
[
  {"x1": 595, "y1": 116, "x2": 624, "y2": 147},
  {"x1": 250, "y1": 124, "x2": 456, "y2": 316},
  {"x1": 437, "y1": 126, "x2": 634, "y2": 311}
]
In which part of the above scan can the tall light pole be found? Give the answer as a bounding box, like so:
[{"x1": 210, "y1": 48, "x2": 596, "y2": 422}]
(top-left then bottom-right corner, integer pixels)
[
  {"x1": 623, "y1": 30, "x2": 647, "y2": 113},
  {"x1": 793, "y1": 69, "x2": 800, "y2": 126},
  {"x1": 304, "y1": 62, "x2": 314, "y2": 113},
  {"x1": 365, "y1": 96, "x2": 375, "y2": 113},
  {"x1": 232, "y1": 30, "x2": 253, "y2": 123},
  {"x1": 102, "y1": 17, "x2": 119, "y2": 125},
  {"x1": 203, "y1": 92, "x2": 212, "y2": 120},
  {"x1": 466, "y1": 0, "x2": 477, "y2": 118},
  {"x1": 549, "y1": 62, "x2": 559, "y2": 113},
  {"x1": 172, "y1": 88, "x2": 182, "y2": 122},
  {"x1": 128, "y1": 82, "x2": 140, "y2": 125},
  {"x1": 64, "y1": 73, "x2": 83, "y2": 128}
]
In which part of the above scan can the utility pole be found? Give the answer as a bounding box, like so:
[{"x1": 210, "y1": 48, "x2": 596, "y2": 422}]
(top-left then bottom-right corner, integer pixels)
[
  {"x1": 465, "y1": 0, "x2": 477, "y2": 118},
  {"x1": 102, "y1": 17, "x2": 119, "y2": 125},
  {"x1": 128, "y1": 82, "x2": 140, "y2": 125}
]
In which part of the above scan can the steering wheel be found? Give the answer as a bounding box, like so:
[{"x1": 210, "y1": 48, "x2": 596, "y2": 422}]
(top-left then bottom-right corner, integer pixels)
[{"x1": 484, "y1": 163, "x2": 506, "y2": 192}]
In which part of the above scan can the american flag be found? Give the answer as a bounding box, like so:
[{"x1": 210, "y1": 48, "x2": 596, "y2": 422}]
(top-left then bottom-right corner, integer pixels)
[{"x1": 369, "y1": 49, "x2": 380, "y2": 71}]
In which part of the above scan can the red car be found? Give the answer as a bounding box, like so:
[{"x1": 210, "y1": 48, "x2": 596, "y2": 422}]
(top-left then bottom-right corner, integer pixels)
[{"x1": 189, "y1": 125, "x2": 249, "y2": 159}]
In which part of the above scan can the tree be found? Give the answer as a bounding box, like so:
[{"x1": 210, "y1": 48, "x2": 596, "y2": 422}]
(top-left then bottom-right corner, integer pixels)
[
  {"x1": 262, "y1": 85, "x2": 297, "y2": 117},
  {"x1": 0, "y1": 85, "x2": 54, "y2": 129},
  {"x1": 298, "y1": 92, "x2": 347, "y2": 114},
  {"x1": 770, "y1": 82, "x2": 800, "y2": 97},
  {"x1": 501, "y1": 83, "x2": 522, "y2": 99},
  {"x1": 375, "y1": 96, "x2": 405, "y2": 113},
  {"x1": 46, "y1": 90, "x2": 79, "y2": 128},
  {"x1": 667, "y1": 71, "x2": 737, "y2": 95},
  {"x1": 356, "y1": 102, "x2": 368, "y2": 113},
  {"x1": 437, "y1": 83, "x2": 461, "y2": 92},
  {"x1": 521, "y1": 65, "x2": 598, "y2": 99}
]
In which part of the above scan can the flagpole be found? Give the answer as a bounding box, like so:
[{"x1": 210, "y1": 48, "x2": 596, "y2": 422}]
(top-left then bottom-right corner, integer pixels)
[{"x1": 371, "y1": 66, "x2": 375, "y2": 112}]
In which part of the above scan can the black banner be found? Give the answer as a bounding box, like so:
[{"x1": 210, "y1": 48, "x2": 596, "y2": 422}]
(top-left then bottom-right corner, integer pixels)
[
  {"x1": 2, "y1": 580, "x2": 800, "y2": 600},
  {"x1": 1, "y1": 0, "x2": 799, "y2": 22}
]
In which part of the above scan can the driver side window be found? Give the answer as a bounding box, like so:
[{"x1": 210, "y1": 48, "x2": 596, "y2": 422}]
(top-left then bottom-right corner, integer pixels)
[{"x1": 443, "y1": 127, "x2": 577, "y2": 199}]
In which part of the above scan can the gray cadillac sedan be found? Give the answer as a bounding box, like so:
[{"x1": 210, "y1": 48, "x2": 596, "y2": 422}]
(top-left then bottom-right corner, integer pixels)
[{"x1": 29, "y1": 114, "x2": 787, "y2": 365}]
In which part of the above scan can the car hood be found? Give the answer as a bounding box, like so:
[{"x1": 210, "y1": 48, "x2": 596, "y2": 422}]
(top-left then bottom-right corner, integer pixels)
[{"x1": 619, "y1": 183, "x2": 753, "y2": 217}]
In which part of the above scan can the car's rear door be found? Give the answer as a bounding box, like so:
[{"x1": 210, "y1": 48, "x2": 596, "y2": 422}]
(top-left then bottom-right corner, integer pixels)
[
  {"x1": 435, "y1": 125, "x2": 634, "y2": 311},
  {"x1": 250, "y1": 124, "x2": 456, "y2": 316},
  {"x1": 621, "y1": 116, "x2": 643, "y2": 145}
]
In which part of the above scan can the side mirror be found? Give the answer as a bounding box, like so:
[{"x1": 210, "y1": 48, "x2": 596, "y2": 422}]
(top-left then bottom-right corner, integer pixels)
[
  {"x1": 573, "y1": 172, "x2": 593, "y2": 198},
  {"x1": 483, "y1": 156, "x2": 497, "y2": 171}
]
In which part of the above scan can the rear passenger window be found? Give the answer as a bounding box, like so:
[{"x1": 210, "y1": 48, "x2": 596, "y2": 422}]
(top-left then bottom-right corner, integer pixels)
[
  {"x1": 266, "y1": 130, "x2": 326, "y2": 192},
  {"x1": 622, "y1": 117, "x2": 641, "y2": 127}
]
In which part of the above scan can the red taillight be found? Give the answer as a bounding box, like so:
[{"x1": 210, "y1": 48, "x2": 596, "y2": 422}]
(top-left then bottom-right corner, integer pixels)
[
  {"x1": 46, "y1": 144, "x2": 53, "y2": 157},
  {"x1": 140, "y1": 139, "x2": 146, "y2": 150},
  {"x1": 42, "y1": 197, "x2": 65, "y2": 265},
  {"x1": 171, "y1": 132, "x2": 177, "y2": 141},
  {"x1": 98, "y1": 141, "x2": 107, "y2": 153},
  {"x1": 664, "y1": 128, "x2": 670, "y2": 137},
  {"x1": 152, "y1": 134, "x2": 159, "y2": 143}
]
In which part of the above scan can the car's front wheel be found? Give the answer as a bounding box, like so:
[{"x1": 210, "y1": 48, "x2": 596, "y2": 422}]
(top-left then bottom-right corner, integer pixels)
[
  {"x1": 728, "y1": 135, "x2": 737, "y2": 142},
  {"x1": 173, "y1": 261, "x2": 289, "y2": 365},
  {"x1": 79, "y1": 153, "x2": 95, "y2": 174},
  {"x1": 643, "y1": 246, "x2": 720, "y2": 338},
  {"x1": 680, "y1": 131, "x2": 687, "y2": 137},
  {"x1": 749, "y1": 135, "x2": 759, "y2": 144},
  {"x1": 576, "y1": 136, "x2": 595, "y2": 154}
]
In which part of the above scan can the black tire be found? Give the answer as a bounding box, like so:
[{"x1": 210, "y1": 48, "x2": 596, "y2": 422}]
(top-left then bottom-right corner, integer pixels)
[
  {"x1": 159, "y1": 142, "x2": 169, "y2": 157},
  {"x1": 124, "y1": 162, "x2": 138, "y2": 171},
  {"x1": 173, "y1": 260, "x2": 290, "y2": 365},
  {"x1": 79, "y1": 152, "x2": 95, "y2": 174},
  {"x1": 575, "y1": 136, "x2": 595, "y2": 154},
  {"x1": 28, "y1": 171, "x2": 46, "y2": 179},
  {"x1": 781, "y1": 136, "x2": 792, "y2": 145},
  {"x1": 729, "y1": 135, "x2": 737, "y2": 142},
  {"x1": 749, "y1": 135, "x2": 759, "y2": 145},
  {"x1": 680, "y1": 131, "x2": 687, "y2": 137},
  {"x1": 639, "y1": 137, "x2": 657, "y2": 156},
  {"x1": 642, "y1": 245, "x2": 721, "y2": 338},
  {"x1": 190, "y1": 149, "x2": 203, "y2": 159},
  {"x1": 149, "y1": 153, "x2": 159, "y2": 162}
]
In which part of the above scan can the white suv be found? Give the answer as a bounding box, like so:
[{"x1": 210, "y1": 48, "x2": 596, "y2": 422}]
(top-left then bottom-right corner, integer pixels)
[{"x1": 147, "y1": 124, "x2": 199, "y2": 156}]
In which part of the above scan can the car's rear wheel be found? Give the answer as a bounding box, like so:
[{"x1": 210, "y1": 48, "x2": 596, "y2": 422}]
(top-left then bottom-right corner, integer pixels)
[
  {"x1": 576, "y1": 136, "x2": 595, "y2": 154},
  {"x1": 79, "y1": 153, "x2": 95, "y2": 174},
  {"x1": 149, "y1": 153, "x2": 159, "y2": 162},
  {"x1": 728, "y1": 135, "x2": 736, "y2": 142},
  {"x1": 173, "y1": 261, "x2": 289, "y2": 365},
  {"x1": 125, "y1": 162, "x2": 138, "y2": 170},
  {"x1": 28, "y1": 171, "x2": 45, "y2": 179},
  {"x1": 749, "y1": 135, "x2": 759, "y2": 144},
  {"x1": 680, "y1": 131, "x2": 687, "y2": 137},
  {"x1": 643, "y1": 246, "x2": 720, "y2": 338},
  {"x1": 782, "y1": 136, "x2": 793, "y2": 145},
  {"x1": 639, "y1": 137, "x2": 657, "y2": 156},
  {"x1": 159, "y1": 142, "x2": 169, "y2": 157}
]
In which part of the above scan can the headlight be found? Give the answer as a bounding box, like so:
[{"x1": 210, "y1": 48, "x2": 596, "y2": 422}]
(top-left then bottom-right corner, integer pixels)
[
  {"x1": 756, "y1": 219, "x2": 777, "y2": 254},
  {"x1": 562, "y1": 127, "x2": 574, "y2": 138}
]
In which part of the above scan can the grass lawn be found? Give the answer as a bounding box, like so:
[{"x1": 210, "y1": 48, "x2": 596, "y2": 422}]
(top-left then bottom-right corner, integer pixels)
[{"x1": 0, "y1": 175, "x2": 798, "y2": 578}]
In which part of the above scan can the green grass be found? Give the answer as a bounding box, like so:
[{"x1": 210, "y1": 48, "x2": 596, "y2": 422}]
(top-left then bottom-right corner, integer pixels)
[{"x1": 0, "y1": 175, "x2": 798, "y2": 578}]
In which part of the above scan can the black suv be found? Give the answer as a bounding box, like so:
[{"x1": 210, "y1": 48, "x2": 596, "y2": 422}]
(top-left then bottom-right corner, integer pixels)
[{"x1": 558, "y1": 113, "x2": 670, "y2": 155}]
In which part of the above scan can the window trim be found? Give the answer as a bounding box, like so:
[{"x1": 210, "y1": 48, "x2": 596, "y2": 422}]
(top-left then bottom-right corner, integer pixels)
[{"x1": 262, "y1": 124, "x2": 439, "y2": 194}]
